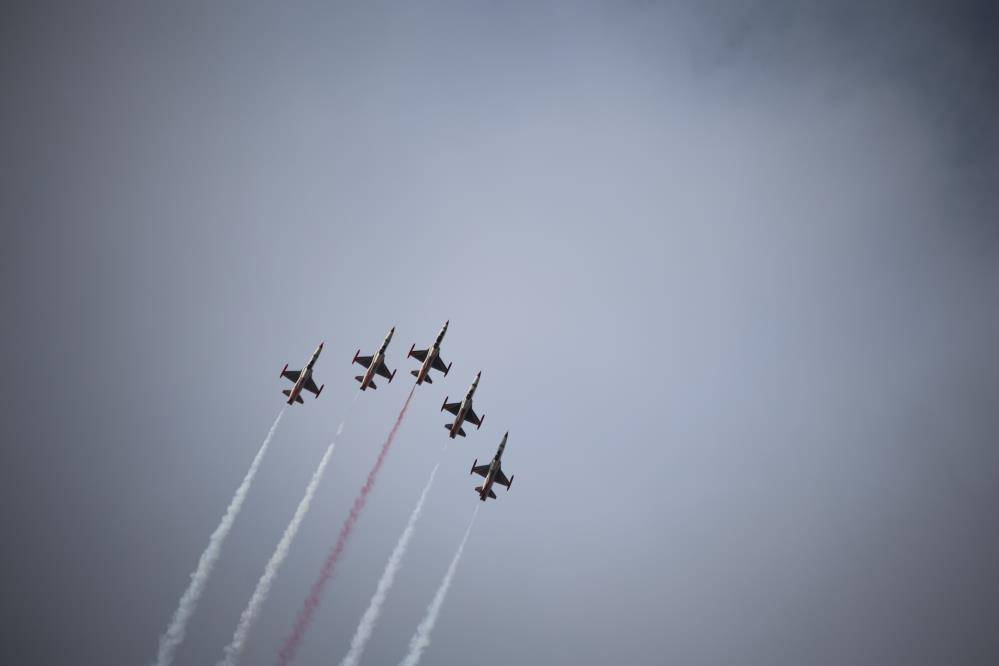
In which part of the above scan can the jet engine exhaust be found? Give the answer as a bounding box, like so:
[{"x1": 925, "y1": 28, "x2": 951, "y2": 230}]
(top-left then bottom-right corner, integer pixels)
[
  {"x1": 339, "y1": 461, "x2": 441, "y2": 666},
  {"x1": 398, "y1": 504, "x2": 480, "y2": 666},
  {"x1": 277, "y1": 386, "x2": 416, "y2": 666},
  {"x1": 152, "y1": 409, "x2": 285, "y2": 666}
]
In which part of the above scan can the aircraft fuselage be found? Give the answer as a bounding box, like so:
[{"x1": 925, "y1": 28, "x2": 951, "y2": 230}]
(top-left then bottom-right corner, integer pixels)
[
  {"x1": 478, "y1": 463, "x2": 499, "y2": 501},
  {"x1": 287, "y1": 370, "x2": 310, "y2": 404},
  {"x1": 449, "y1": 376, "x2": 478, "y2": 438},
  {"x1": 414, "y1": 346, "x2": 439, "y2": 385},
  {"x1": 477, "y1": 435, "x2": 506, "y2": 500},
  {"x1": 414, "y1": 321, "x2": 448, "y2": 385},
  {"x1": 450, "y1": 398, "x2": 471, "y2": 438},
  {"x1": 287, "y1": 343, "x2": 322, "y2": 404},
  {"x1": 359, "y1": 351, "x2": 384, "y2": 390},
  {"x1": 359, "y1": 329, "x2": 394, "y2": 391}
]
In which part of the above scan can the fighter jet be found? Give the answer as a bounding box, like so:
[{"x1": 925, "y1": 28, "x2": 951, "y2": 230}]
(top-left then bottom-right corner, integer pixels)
[
  {"x1": 471, "y1": 432, "x2": 514, "y2": 501},
  {"x1": 407, "y1": 320, "x2": 452, "y2": 385},
  {"x1": 279, "y1": 342, "x2": 326, "y2": 405},
  {"x1": 352, "y1": 327, "x2": 397, "y2": 391},
  {"x1": 441, "y1": 371, "x2": 485, "y2": 438}
]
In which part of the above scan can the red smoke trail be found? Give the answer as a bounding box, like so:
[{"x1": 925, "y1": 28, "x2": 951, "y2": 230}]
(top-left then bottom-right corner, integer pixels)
[{"x1": 277, "y1": 386, "x2": 416, "y2": 666}]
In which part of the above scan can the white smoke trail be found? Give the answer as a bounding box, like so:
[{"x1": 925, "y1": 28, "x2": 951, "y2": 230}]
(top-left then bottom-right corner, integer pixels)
[
  {"x1": 339, "y1": 462, "x2": 441, "y2": 666},
  {"x1": 398, "y1": 505, "x2": 480, "y2": 666},
  {"x1": 217, "y1": 438, "x2": 339, "y2": 666},
  {"x1": 218, "y1": 393, "x2": 358, "y2": 666},
  {"x1": 152, "y1": 409, "x2": 284, "y2": 666}
]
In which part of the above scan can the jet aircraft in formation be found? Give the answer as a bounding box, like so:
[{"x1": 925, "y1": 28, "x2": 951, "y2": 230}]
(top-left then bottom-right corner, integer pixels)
[
  {"x1": 278, "y1": 324, "x2": 515, "y2": 501},
  {"x1": 353, "y1": 327, "x2": 397, "y2": 390},
  {"x1": 279, "y1": 342, "x2": 325, "y2": 405},
  {"x1": 441, "y1": 372, "x2": 485, "y2": 438},
  {"x1": 470, "y1": 431, "x2": 514, "y2": 501},
  {"x1": 407, "y1": 320, "x2": 452, "y2": 385}
]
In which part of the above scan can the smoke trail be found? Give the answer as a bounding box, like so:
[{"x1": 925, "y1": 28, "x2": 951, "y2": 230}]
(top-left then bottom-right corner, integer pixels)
[
  {"x1": 217, "y1": 442, "x2": 336, "y2": 666},
  {"x1": 218, "y1": 394, "x2": 359, "y2": 666},
  {"x1": 278, "y1": 387, "x2": 416, "y2": 666},
  {"x1": 398, "y1": 505, "x2": 480, "y2": 666},
  {"x1": 339, "y1": 462, "x2": 441, "y2": 666},
  {"x1": 152, "y1": 409, "x2": 284, "y2": 666}
]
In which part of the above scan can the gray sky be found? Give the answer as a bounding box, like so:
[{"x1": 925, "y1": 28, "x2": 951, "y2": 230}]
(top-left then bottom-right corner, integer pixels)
[{"x1": 2, "y1": 2, "x2": 998, "y2": 665}]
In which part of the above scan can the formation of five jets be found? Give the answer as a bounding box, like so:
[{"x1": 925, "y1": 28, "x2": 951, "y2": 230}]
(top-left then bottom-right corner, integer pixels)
[{"x1": 279, "y1": 322, "x2": 515, "y2": 501}]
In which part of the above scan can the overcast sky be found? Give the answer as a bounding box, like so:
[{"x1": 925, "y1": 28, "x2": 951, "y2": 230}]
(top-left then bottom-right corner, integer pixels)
[{"x1": 2, "y1": 2, "x2": 998, "y2": 665}]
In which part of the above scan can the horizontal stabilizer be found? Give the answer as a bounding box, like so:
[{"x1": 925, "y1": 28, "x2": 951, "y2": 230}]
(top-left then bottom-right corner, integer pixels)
[
  {"x1": 410, "y1": 369, "x2": 433, "y2": 383},
  {"x1": 444, "y1": 424, "x2": 467, "y2": 437},
  {"x1": 488, "y1": 489, "x2": 497, "y2": 499},
  {"x1": 355, "y1": 375, "x2": 376, "y2": 390},
  {"x1": 282, "y1": 389, "x2": 304, "y2": 404}
]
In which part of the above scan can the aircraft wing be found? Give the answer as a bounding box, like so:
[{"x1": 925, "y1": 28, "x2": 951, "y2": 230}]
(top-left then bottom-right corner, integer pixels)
[
  {"x1": 282, "y1": 368, "x2": 302, "y2": 382},
  {"x1": 471, "y1": 463, "x2": 491, "y2": 478},
  {"x1": 431, "y1": 355, "x2": 449, "y2": 373},
  {"x1": 303, "y1": 376, "x2": 322, "y2": 396},
  {"x1": 443, "y1": 401, "x2": 462, "y2": 416},
  {"x1": 375, "y1": 360, "x2": 394, "y2": 380},
  {"x1": 464, "y1": 408, "x2": 482, "y2": 427},
  {"x1": 410, "y1": 348, "x2": 428, "y2": 362},
  {"x1": 354, "y1": 355, "x2": 373, "y2": 369},
  {"x1": 494, "y1": 468, "x2": 512, "y2": 488}
]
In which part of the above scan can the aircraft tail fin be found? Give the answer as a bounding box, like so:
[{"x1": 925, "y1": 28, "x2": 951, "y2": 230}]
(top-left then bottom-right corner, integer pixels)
[{"x1": 445, "y1": 423, "x2": 467, "y2": 437}]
